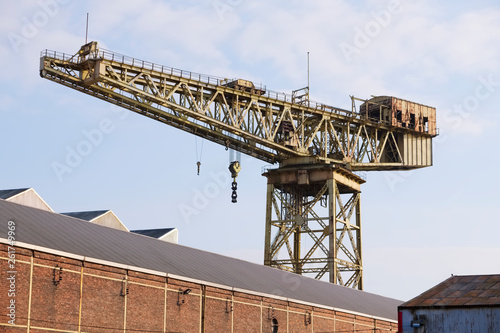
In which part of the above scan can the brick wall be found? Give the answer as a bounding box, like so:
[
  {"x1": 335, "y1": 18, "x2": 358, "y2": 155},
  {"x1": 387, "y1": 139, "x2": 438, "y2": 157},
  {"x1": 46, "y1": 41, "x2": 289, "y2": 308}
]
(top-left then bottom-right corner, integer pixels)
[{"x1": 0, "y1": 244, "x2": 398, "y2": 332}]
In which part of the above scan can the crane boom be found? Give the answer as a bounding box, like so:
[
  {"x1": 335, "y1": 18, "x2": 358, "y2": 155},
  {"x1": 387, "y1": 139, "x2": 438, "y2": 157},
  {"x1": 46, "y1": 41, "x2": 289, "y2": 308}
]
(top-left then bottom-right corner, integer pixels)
[
  {"x1": 40, "y1": 42, "x2": 438, "y2": 289},
  {"x1": 40, "y1": 42, "x2": 436, "y2": 171}
]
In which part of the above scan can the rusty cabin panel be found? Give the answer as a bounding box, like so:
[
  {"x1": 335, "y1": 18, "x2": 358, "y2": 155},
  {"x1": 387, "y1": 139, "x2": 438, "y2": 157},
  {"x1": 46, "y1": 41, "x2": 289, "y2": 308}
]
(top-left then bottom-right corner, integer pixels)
[{"x1": 360, "y1": 96, "x2": 436, "y2": 136}]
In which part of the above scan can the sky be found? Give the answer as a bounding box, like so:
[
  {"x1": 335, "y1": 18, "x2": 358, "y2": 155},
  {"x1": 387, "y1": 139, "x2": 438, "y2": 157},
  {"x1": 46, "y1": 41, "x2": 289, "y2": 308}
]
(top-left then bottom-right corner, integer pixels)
[{"x1": 1, "y1": 0, "x2": 500, "y2": 302}]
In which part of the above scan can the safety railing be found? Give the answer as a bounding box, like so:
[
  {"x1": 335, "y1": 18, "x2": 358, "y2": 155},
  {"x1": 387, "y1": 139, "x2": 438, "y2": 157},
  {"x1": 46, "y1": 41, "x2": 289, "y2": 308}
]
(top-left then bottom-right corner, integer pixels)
[{"x1": 40, "y1": 48, "x2": 388, "y2": 124}]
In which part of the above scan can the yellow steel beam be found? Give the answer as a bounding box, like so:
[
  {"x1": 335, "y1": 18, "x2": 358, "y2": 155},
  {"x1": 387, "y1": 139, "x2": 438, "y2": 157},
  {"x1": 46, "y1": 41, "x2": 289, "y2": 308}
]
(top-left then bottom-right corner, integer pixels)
[{"x1": 40, "y1": 43, "x2": 435, "y2": 171}]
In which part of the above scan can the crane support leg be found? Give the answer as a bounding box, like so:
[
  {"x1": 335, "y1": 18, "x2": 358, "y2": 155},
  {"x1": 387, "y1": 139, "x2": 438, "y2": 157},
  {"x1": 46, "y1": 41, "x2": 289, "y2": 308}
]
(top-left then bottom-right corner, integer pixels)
[
  {"x1": 263, "y1": 163, "x2": 364, "y2": 289},
  {"x1": 328, "y1": 178, "x2": 337, "y2": 284}
]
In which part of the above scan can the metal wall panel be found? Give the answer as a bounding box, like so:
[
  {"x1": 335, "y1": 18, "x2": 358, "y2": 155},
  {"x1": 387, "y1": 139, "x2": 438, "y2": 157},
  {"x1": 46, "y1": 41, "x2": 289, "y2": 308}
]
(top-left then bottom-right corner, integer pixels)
[
  {"x1": 400, "y1": 134, "x2": 432, "y2": 168},
  {"x1": 400, "y1": 308, "x2": 500, "y2": 333}
]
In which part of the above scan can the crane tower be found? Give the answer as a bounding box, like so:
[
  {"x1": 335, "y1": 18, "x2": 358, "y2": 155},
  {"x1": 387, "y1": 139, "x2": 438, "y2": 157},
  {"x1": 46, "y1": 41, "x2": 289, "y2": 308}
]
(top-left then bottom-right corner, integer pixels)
[{"x1": 40, "y1": 42, "x2": 437, "y2": 289}]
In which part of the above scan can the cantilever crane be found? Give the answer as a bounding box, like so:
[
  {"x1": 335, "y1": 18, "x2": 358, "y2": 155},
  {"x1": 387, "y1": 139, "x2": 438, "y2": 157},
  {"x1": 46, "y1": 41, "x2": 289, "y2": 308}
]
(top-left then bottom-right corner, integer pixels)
[{"x1": 40, "y1": 42, "x2": 437, "y2": 289}]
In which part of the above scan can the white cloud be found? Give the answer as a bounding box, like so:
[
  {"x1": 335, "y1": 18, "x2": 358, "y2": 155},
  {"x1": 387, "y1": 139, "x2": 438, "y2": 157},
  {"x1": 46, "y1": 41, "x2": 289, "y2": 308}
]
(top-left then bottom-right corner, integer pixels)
[
  {"x1": 385, "y1": 6, "x2": 500, "y2": 77},
  {"x1": 437, "y1": 9, "x2": 500, "y2": 74},
  {"x1": 440, "y1": 114, "x2": 497, "y2": 137},
  {"x1": 88, "y1": 1, "x2": 240, "y2": 72}
]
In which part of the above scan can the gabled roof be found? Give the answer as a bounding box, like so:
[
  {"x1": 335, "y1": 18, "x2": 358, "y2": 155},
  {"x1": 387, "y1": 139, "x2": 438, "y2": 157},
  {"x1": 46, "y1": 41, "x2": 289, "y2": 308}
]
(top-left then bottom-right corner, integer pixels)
[
  {"x1": 131, "y1": 228, "x2": 175, "y2": 239},
  {"x1": 61, "y1": 210, "x2": 110, "y2": 221},
  {"x1": 0, "y1": 188, "x2": 53, "y2": 212},
  {"x1": 61, "y1": 209, "x2": 128, "y2": 231},
  {"x1": 0, "y1": 199, "x2": 402, "y2": 320},
  {"x1": 0, "y1": 188, "x2": 30, "y2": 199},
  {"x1": 400, "y1": 275, "x2": 500, "y2": 308}
]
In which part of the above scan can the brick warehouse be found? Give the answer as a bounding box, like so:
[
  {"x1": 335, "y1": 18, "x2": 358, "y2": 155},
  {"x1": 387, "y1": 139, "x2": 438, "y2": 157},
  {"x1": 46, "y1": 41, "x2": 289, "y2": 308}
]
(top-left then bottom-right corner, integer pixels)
[{"x1": 0, "y1": 199, "x2": 400, "y2": 332}]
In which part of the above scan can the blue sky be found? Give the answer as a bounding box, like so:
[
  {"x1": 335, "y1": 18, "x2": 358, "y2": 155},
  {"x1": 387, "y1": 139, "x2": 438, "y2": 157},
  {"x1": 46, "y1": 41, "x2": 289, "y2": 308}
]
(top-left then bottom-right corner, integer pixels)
[{"x1": 2, "y1": 0, "x2": 500, "y2": 301}]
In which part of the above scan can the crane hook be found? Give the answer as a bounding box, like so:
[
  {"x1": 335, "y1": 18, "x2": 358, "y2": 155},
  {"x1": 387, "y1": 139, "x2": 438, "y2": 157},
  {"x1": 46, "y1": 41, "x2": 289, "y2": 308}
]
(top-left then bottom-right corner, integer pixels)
[
  {"x1": 228, "y1": 161, "x2": 241, "y2": 203},
  {"x1": 196, "y1": 161, "x2": 201, "y2": 176}
]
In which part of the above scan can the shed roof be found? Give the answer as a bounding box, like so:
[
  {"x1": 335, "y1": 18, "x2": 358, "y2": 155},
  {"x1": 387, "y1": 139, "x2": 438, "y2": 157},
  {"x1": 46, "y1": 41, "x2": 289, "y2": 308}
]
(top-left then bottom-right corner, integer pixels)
[
  {"x1": 0, "y1": 199, "x2": 402, "y2": 320},
  {"x1": 61, "y1": 210, "x2": 110, "y2": 221},
  {"x1": 0, "y1": 188, "x2": 54, "y2": 212},
  {"x1": 400, "y1": 275, "x2": 500, "y2": 308},
  {"x1": 0, "y1": 188, "x2": 30, "y2": 199},
  {"x1": 130, "y1": 228, "x2": 175, "y2": 239}
]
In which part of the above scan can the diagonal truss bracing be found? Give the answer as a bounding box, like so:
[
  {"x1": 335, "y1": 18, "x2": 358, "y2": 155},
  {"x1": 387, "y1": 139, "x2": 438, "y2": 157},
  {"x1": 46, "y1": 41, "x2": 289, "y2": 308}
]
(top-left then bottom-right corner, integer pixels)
[
  {"x1": 39, "y1": 43, "x2": 436, "y2": 290},
  {"x1": 264, "y1": 166, "x2": 363, "y2": 289},
  {"x1": 40, "y1": 44, "x2": 432, "y2": 171}
]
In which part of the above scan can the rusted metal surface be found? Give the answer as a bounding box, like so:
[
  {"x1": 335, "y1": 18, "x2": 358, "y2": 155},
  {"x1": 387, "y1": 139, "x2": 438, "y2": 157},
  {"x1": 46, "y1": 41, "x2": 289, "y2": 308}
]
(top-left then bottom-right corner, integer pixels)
[
  {"x1": 399, "y1": 307, "x2": 500, "y2": 332},
  {"x1": 264, "y1": 164, "x2": 365, "y2": 193},
  {"x1": 401, "y1": 275, "x2": 500, "y2": 308},
  {"x1": 360, "y1": 96, "x2": 437, "y2": 136},
  {"x1": 399, "y1": 275, "x2": 500, "y2": 332},
  {"x1": 221, "y1": 78, "x2": 266, "y2": 96}
]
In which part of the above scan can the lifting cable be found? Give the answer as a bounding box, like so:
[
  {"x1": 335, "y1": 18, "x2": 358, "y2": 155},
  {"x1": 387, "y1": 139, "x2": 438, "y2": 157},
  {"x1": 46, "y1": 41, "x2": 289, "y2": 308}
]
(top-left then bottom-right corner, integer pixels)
[{"x1": 195, "y1": 137, "x2": 204, "y2": 175}]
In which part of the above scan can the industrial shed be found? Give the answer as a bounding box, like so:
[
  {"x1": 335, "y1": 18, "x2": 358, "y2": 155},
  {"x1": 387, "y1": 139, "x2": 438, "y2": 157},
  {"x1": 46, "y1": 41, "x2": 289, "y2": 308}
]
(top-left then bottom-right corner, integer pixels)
[
  {"x1": 0, "y1": 188, "x2": 53, "y2": 212},
  {"x1": 0, "y1": 198, "x2": 401, "y2": 332},
  {"x1": 398, "y1": 274, "x2": 500, "y2": 332},
  {"x1": 131, "y1": 227, "x2": 179, "y2": 244},
  {"x1": 62, "y1": 209, "x2": 129, "y2": 231}
]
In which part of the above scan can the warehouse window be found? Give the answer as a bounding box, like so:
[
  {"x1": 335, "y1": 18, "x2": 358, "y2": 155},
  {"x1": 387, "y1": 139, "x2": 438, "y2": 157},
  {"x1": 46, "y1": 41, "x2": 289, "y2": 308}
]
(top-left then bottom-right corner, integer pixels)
[{"x1": 271, "y1": 318, "x2": 278, "y2": 333}]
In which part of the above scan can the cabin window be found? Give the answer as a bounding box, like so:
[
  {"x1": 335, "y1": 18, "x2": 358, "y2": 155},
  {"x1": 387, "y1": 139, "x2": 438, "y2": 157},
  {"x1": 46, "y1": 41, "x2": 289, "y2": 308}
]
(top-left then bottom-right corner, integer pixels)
[
  {"x1": 396, "y1": 110, "x2": 402, "y2": 122},
  {"x1": 409, "y1": 114, "x2": 415, "y2": 129},
  {"x1": 423, "y1": 117, "x2": 429, "y2": 132}
]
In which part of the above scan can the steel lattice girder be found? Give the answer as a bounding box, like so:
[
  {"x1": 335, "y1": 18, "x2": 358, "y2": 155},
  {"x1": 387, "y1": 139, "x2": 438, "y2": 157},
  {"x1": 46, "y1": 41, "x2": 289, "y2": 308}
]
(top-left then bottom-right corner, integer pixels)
[
  {"x1": 39, "y1": 44, "x2": 434, "y2": 171},
  {"x1": 38, "y1": 43, "x2": 436, "y2": 289},
  {"x1": 263, "y1": 165, "x2": 363, "y2": 289}
]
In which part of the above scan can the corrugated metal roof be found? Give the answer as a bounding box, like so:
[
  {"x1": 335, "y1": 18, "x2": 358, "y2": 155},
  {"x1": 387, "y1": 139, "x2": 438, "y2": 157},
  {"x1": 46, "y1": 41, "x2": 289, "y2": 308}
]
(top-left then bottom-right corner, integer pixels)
[
  {"x1": 401, "y1": 275, "x2": 500, "y2": 308},
  {"x1": 131, "y1": 228, "x2": 175, "y2": 238},
  {"x1": 61, "y1": 210, "x2": 110, "y2": 221},
  {"x1": 0, "y1": 199, "x2": 401, "y2": 320},
  {"x1": 0, "y1": 188, "x2": 29, "y2": 199}
]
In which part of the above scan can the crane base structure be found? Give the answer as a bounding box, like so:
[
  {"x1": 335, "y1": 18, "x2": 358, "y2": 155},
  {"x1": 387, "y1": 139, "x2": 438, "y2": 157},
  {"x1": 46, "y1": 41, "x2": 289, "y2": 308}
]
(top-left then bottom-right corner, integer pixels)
[
  {"x1": 263, "y1": 161, "x2": 364, "y2": 288},
  {"x1": 40, "y1": 41, "x2": 437, "y2": 290}
]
